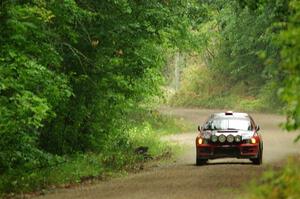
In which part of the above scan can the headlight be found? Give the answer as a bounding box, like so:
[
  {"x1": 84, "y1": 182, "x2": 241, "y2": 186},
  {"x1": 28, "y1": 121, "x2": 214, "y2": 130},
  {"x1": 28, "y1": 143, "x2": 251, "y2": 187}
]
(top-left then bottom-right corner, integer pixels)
[
  {"x1": 218, "y1": 134, "x2": 226, "y2": 143},
  {"x1": 197, "y1": 137, "x2": 203, "y2": 145},
  {"x1": 211, "y1": 135, "x2": 218, "y2": 142},
  {"x1": 251, "y1": 137, "x2": 256, "y2": 144},
  {"x1": 234, "y1": 135, "x2": 241, "y2": 142},
  {"x1": 227, "y1": 134, "x2": 234, "y2": 143}
]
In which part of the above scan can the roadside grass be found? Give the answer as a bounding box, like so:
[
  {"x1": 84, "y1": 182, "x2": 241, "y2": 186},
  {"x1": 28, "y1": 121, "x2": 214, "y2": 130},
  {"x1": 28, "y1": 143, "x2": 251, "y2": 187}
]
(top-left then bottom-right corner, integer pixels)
[
  {"x1": 241, "y1": 156, "x2": 300, "y2": 199},
  {"x1": 0, "y1": 154, "x2": 108, "y2": 195},
  {"x1": 129, "y1": 108, "x2": 194, "y2": 135},
  {"x1": 146, "y1": 111, "x2": 194, "y2": 135},
  {"x1": 0, "y1": 113, "x2": 189, "y2": 197}
]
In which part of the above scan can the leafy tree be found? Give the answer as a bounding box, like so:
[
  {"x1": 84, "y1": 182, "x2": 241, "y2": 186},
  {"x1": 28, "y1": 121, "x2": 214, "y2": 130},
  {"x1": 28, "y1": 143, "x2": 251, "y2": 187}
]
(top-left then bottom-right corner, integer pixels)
[
  {"x1": 0, "y1": 0, "x2": 205, "y2": 175},
  {"x1": 208, "y1": 0, "x2": 288, "y2": 91},
  {"x1": 277, "y1": 0, "x2": 300, "y2": 139},
  {"x1": 0, "y1": 1, "x2": 72, "y2": 172}
]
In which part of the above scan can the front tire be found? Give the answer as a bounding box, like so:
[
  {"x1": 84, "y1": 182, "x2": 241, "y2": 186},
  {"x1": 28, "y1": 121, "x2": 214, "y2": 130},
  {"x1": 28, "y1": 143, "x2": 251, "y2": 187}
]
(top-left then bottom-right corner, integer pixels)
[
  {"x1": 196, "y1": 157, "x2": 207, "y2": 166},
  {"x1": 251, "y1": 148, "x2": 263, "y2": 165}
]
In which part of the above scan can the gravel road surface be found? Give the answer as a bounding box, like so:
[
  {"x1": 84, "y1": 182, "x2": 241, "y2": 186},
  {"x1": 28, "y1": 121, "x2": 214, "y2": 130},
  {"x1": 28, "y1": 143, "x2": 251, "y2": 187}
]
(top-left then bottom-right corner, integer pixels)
[{"x1": 36, "y1": 108, "x2": 300, "y2": 199}]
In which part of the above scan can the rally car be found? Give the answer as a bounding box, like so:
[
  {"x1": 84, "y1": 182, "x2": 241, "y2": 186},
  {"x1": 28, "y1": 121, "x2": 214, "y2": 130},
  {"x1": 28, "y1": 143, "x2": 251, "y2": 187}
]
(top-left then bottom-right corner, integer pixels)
[{"x1": 195, "y1": 111, "x2": 263, "y2": 165}]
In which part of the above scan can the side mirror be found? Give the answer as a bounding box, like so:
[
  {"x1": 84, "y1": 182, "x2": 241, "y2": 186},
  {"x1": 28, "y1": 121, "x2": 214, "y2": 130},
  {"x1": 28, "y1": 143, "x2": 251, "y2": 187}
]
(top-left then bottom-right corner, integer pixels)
[
  {"x1": 256, "y1": 125, "x2": 260, "y2": 131},
  {"x1": 198, "y1": 125, "x2": 203, "y2": 131}
]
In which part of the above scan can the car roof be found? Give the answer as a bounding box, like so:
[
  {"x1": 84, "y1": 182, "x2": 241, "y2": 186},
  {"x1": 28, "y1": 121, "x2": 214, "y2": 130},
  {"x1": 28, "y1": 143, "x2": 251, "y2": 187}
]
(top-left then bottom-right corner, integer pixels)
[{"x1": 211, "y1": 112, "x2": 250, "y2": 120}]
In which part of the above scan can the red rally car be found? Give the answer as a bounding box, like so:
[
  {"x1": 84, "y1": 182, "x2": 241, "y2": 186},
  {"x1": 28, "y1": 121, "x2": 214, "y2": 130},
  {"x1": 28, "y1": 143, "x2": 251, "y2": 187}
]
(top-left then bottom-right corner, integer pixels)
[{"x1": 195, "y1": 111, "x2": 263, "y2": 165}]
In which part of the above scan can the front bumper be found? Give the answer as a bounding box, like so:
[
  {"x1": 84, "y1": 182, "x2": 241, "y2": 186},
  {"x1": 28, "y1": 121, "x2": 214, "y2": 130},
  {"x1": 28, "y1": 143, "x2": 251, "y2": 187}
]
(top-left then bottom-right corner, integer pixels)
[{"x1": 196, "y1": 143, "x2": 259, "y2": 159}]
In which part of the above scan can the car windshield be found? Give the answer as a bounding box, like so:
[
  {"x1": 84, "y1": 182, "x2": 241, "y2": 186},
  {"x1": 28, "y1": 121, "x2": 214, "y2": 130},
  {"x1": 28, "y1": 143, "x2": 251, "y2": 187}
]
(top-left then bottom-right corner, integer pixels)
[{"x1": 204, "y1": 118, "x2": 252, "y2": 131}]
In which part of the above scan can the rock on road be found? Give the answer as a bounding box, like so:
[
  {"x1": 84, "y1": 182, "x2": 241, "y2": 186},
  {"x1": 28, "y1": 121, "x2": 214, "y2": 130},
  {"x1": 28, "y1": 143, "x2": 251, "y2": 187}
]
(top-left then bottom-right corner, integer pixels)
[{"x1": 36, "y1": 108, "x2": 300, "y2": 199}]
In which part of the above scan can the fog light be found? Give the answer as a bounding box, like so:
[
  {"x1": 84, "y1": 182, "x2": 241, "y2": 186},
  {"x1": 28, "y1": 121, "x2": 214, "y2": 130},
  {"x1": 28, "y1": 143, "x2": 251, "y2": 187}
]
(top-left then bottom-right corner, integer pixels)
[
  {"x1": 219, "y1": 134, "x2": 226, "y2": 143},
  {"x1": 227, "y1": 134, "x2": 234, "y2": 143},
  {"x1": 211, "y1": 135, "x2": 218, "y2": 142},
  {"x1": 235, "y1": 135, "x2": 241, "y2": 142},
  {"x1": 251, "y1": 138, "x2": 256, "y2": 144}
]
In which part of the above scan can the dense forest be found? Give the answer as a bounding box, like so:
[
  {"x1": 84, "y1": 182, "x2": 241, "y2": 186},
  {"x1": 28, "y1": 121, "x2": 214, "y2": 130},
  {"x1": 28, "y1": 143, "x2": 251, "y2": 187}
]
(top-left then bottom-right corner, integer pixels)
[
  {"x1": 172, "y1": 0, "x2": 299, "y2": 121},
  {"x1": 0, "y1": 0, "x2": 204, "y2": 193},
  {"x1": 0, "y1": 0, "x2": 300, "y2": 195}
]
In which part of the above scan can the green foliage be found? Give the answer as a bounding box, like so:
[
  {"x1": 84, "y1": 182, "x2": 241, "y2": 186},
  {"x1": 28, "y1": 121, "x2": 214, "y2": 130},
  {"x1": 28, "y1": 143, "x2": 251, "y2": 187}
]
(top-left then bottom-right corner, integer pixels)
[
  {"x1": 170, "y1": 0, "x2": 288, "y2": 113},
  {"x1": 0, "y1": 0, "x2": 203, "y2": 194},
  {"x1": 170, "y1": 60, "x2": 282, "y2": 112},
  {"x1": 128, "y1": 124, "x2": 171, "y2": 157},
  {"x1": 0, "y1": 2, "x2": 72, "y2": 173},
  {"x1": 0, "y1": 114, "x2": 186, "y2": 195},
  {"x1": 208, "y1": 0, "x2": 287, "y2": 90},
  {"x1": 128, "y1": 109, "x2": 192, "y2": 135},
  {"x1": 277, "y1": 0, "x2": 300, "y2": 136},
  {"x1": 242, "y1": 156, "x2": 300, "y2": 199}
]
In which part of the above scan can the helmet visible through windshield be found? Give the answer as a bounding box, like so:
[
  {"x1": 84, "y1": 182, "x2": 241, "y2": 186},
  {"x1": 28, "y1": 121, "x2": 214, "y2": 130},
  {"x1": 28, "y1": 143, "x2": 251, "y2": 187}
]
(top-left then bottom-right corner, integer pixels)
[{"x1": 204, "y1": 118, "x2": 252, "y2": 131}]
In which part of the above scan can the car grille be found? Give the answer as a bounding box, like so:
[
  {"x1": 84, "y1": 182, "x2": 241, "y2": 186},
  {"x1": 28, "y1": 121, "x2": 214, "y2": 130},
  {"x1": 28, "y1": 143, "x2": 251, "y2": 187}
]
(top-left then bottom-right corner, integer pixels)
[
  {"x1": 208, "y1": 140, "x2": 240, "y2": 144},
  {"x1": 198, "y1": 147, "x2": 211, "y2": 154},
  {"x1": 214, "y1": 147, "x2": 240, "y2": 156},
  {"x1": 242, "y1": 146, "x2": 256, "y2": 153}
]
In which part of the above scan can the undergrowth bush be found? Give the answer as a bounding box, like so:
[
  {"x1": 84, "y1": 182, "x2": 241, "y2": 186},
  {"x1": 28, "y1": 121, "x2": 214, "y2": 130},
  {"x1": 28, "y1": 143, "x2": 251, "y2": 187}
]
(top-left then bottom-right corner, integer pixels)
[
  {"x1": 0, "y1": 113, "x2": 185, "y2": 196},
  {"x1": 129, "y1": 109, "x2": 192, "y2": 134},
  {"x1": 242, "y1": 156, "x2": 300, "y2": 199},
  {"x1": 129, "y1": 123, "x2": 172, "y2": 157}
]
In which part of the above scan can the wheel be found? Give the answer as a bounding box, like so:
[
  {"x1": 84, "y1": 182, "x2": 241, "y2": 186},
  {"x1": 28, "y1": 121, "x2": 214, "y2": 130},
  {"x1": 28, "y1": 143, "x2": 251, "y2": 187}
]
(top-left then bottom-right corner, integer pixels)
[
  {"x1": 196, "y1": 157, "x2": 207, "y2": 166},
  {"x1": 251, "y1": 148, "x2": 263, "y2": 165}
]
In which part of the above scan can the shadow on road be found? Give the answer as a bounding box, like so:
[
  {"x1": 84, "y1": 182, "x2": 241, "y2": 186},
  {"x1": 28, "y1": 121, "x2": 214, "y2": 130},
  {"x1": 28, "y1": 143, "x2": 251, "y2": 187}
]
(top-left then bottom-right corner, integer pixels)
[{"x1": 185, "y1": 161, "x2": 254, "y2": 167}]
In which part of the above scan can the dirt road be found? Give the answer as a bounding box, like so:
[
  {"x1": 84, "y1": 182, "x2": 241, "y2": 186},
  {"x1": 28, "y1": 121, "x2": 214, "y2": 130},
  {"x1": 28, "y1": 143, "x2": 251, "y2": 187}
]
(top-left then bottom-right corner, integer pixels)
[{"x1": 36, "y1": 108, "x2": 300, "y2": 199}]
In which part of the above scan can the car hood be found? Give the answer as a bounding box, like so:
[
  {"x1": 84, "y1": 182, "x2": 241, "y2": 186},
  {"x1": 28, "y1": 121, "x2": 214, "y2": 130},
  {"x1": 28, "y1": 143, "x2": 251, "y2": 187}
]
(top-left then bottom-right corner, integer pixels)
[{"x1": 202, "y1": 130, "x2": 254, "y2": 140}]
